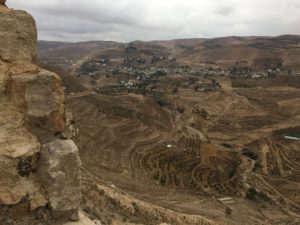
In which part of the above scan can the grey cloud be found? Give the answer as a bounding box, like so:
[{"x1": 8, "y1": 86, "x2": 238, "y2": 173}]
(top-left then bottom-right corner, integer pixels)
[
  {"x1": 8, "y1": 0, "x2": 300, "y2": 42},
  {"x1": 214, "y1": 5, "x2": 235, "y2": 16}
]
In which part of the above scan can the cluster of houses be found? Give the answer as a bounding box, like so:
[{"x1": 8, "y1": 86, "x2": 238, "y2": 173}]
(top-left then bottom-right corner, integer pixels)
[
  {"x1": 79, "y1": 53, "x2": 300, "y2": 95},
  {"x1": 228, "y1": 66, "x2": 299, "y2": 79}
]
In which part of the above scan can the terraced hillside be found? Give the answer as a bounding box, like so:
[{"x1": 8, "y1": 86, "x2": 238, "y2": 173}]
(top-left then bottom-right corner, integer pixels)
[
  {"x1": 65, "y1": 83, "x2": 300, "y2": 224},
  {"x1": 38, "y1": 35, "x2": 300, "y2": 225}
]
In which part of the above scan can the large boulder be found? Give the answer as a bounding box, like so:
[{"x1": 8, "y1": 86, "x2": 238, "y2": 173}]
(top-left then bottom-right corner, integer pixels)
[
  {"x1": 11, "y1": 68, "x2": 65, "y2": 132},
  {"x1": 0, "y1": 7, "x2": 37, "y2": 62},
  {"x1": 38, "y1": 139, "x2": 81, "y2": 212}
]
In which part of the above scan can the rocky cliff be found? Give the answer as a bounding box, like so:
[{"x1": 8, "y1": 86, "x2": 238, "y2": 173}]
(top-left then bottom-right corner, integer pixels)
[{"x1": 0, "y1": 3, "x2": 92, "y2": 225}]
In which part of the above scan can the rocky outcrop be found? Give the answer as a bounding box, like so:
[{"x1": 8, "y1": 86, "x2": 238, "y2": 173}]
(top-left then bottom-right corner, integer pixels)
[
  {"x1": 0, "y1": 2, "x2": 82, "y2": 224},
  {"x1": 11, "y1": 67, "x2": 65, "y2": 132},
  {"x1": 0, "y1": 6, "x2": 36, "y2": 62},
  {"x1": 38, "y1": 139, "x2": 81, "y2": 212}
]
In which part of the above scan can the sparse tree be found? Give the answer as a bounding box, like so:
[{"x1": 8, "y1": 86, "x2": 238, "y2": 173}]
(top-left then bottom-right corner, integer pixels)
[{"x1": 246, "y1": 187, "x2": 257, "y2": 200}]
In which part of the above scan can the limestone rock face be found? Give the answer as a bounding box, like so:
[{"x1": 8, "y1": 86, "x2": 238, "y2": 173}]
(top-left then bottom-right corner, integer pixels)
[
  {"x1": 0, "y1": 98, "x2": 47, "y2": 209},
  {"x1": 38, "y1": 139, "x2": 81, "y2": 212},
  {"x1": 0, "y1": 99, "x2": 40, "y2": 159},
  {"x1": 0, "y1": 8, "x2": 37, "y2": 62},
  {"x1": 11, "y1": 68, "x2": 65, "y2": 132},
  {"x1": 0, "y1": 3, "x2": 82, "y2": 223}
]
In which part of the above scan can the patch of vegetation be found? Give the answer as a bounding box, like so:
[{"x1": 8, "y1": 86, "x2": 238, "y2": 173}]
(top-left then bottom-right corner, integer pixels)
[
  {"x1": 17, "y1": 156, "x2": 33, "y2": 177},
  {"x1": 246, "y1": 187, "x2": 272, "y2": 203},
  {"x1": 257, "y1": 191, "x2": 272, "y2": 202},
  {"x1": 246, "y1": 187, "x2": 257, "y2": 200},
  {"x1": 80, "y1": 60, "x2": 97, "y2": 74},
  {"x1": 199, "y1": 109, "x2": 208, "y2": 119},
  {"x1": 228, "y1": 169, "x2": 236, "y2": 178}
]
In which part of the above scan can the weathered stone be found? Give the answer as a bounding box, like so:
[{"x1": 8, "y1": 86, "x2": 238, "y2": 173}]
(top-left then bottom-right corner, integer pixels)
[
  {"x1": 0, "y1": 0, "x2": 6, "y2": 5},
  {"x1": 11, "y1": 69, "x2": 65, "y2": 132},
  {"x1": 0, "y1": 98, "x2": 40, "y2": 159},
  {"x1": 0, "y1": 155, "x2": 47, "y2": 208},
  {"x1": 93, "y1": 220, "x2": 102, "y2": 225},
  {"x1": 9, "y1": 61, "x2": 40, "y2": 76},
  {"x1": 69, "y1": 209, "x2": 80, "y2": 221},
  {"x1": 0, "y1": 8, "x2": 37, "y2": 62},
  {"x1": 63, "y1": 212, "x2": 95, "y2": 225},
  {"x1": 38, "y1": 139, "x2": 81, "y2": 212},
  {"x1": 0, "y1": 155, "x2": 25, "y2": 204},
  {"x1": 0, "y1": 98, "x2": 47, "y2": 208},
  {"x1": 1, "y1": 62, "x2": 39, "y2": 94}
]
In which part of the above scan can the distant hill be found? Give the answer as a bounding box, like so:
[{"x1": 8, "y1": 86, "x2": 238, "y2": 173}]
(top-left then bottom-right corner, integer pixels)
[
  {"x1": 38, "y1": 35, "x2": 300, "y2": 72},
  {"x1": 38, "y1": 40, "x2": 73, "y2": 50},
  {"x1": 38, "y1": 40, "x2": 124, "y2": 71}
]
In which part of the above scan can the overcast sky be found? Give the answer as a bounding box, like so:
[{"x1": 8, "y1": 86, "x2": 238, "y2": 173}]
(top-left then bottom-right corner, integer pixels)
[{"x1": 9, "y1": 0, "x2": 300, "y2": 42}]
